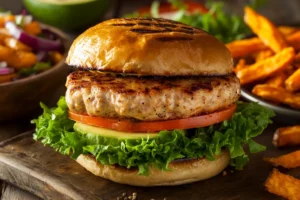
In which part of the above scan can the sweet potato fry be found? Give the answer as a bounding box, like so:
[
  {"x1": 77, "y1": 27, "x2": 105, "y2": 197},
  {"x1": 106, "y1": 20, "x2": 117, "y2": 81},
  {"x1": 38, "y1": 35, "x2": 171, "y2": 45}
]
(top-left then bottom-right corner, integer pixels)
[
  {"x1": 237, "y1": 47, "x2": 295, "y2": 85},
  {"x1": 266, "y1": 71, "x2": 288, "y2": 88},
  {"x1": 0, "y1": 34, "x2": 9, "y2": 45},
  {"x1": 279, "y1": 26, "x2": 300, "y2": 36},
  {"x1": 265, "y1": 168, "x2": 300, "y2": 200},
  {"x1": 226, "y1": 37, "x2": 267, "y2": 58},
  {"x1": 0, "y1": 73, "x2": 16, "y2": 84},
  {"x1": 273, "y1": 126, "x2": 300, "y2": 147},
  {"x1": 0, "y1": 45, "x2": 37, "y2": 69},
  {"x1": 0, "y1": 28, "x2": 10, "y2": 36},
  {"x1": 287, "y1": 31, "x2": 300, "y2": 50},
  {"x1": 49, "y1": 51, "x2": 63, "y2": 64},
  {"x1": 0, "y1": 14, "x2": 15, "y2": 28},
  {"x1": 4, "y1": 37, "x2": 31, "y2": 52},
  {"x1": 24, "y1": 21, "x2": 41, "y2": 36},
  {"x1": 285, "y1": 68, "x2": 300, "y2": 92},
  {"x1": 254, "y1": 49, "x2": 273, "y2": 62},
  {"x1": 252, "y1": 84, "x2": 300, "y2": 109},
  {"x1": 244, "y1": 7, "x2": 287, "y2": 52},
  {"x1": 234, "y1": 59, "x2": 247, "y2": 73},
  {"x1": 265, "y1": 150, "x2": 300, "y2": 168},
  {"x1": 278, "y1": 26, "x2": 299, "y2": 36}
]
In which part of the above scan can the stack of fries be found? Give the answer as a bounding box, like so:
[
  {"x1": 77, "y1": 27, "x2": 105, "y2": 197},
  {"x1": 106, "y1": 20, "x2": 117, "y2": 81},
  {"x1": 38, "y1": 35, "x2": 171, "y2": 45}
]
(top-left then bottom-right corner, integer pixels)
[
  {"x1": 227, "y1": 7, "x2": 300, "y2": 199},
  {"x1": 264, "y1": 125, "x2": 300, "y2": 199},
  {"x1": 227, "y1": 7, "x2": 300, "y2": 109}
]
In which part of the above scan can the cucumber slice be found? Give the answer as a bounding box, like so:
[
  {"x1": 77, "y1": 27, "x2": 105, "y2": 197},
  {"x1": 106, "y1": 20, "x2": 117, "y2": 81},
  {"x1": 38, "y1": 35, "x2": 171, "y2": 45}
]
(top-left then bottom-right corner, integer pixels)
[{"x1": 74, "y1": 122, "x2": 158, "y2": 139}]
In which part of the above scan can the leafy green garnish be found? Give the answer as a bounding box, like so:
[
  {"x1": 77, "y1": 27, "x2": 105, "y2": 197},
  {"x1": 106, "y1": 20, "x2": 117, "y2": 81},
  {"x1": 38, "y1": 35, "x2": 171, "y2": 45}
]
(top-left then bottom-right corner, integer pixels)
[
  {"x1": 32, "y1": 97, "x2": 274, "y2": 175},
  {"x1": 124, "y1": 0, "x2": 267, "y2": 43},
  {"x1": 172, "y1": 1, "x2": 251, "y2": 43},
  {"x1": 19, "y1": 62, "x2": 51, "y2": 76}
]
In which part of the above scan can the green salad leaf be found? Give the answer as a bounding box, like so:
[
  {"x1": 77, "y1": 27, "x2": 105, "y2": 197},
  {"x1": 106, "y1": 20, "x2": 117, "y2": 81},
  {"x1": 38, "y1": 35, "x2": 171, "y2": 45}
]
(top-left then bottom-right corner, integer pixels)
[
  {"x1": 19, "y1": 62, "x2": 51, "y2": 76},
  {"x1": 32, "y1": 97, "x2": 274, "y2": 175},
  {"x1": 124, "y1": 0, "x2": 269, "y2": 43}
]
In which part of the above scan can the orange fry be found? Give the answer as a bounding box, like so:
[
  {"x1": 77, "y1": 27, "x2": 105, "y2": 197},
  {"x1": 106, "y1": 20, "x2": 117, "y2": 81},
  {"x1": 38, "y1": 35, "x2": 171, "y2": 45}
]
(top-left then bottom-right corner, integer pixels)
[
  {"x1": 266, "y1": 71, "x2": 288, "y2": 88},
  {"x1": 252, "y1": 84, "x2": 300, "y2": 109},
  {"x1": 265, "y1": 150, "x2": 300, "y2": 168},
  {"x1": 0, "y1": 45, "x2": 37, "y2": 69},
  {"x1": 273, "y1": 126, "x2": 300, "y2": 147},
  {"x1": 4, "y1": 37, "x2": 31, "y2": 51},
  {"x1": 278, "y1": 26, "x2": 299, "y2": 36},
  {"x1": 0, "y1": 73, "x2": 16, "y2": 84},
  {"x1": 237, "y1": 47, "x2": 295, "y2": 85},
  {"x1": 226, "y1": 37, "x2": 267, "y2": 58},
  {"x1": 244, "y1": 7, "x2": 287, "y2": 52},
  {"x1": 285, "y1": 68, "x2": 300, "y2": 92},
  {"x1": 234, "y1": 59, "x2": 247, "y2": 73},
  {"x1": 265, "y1": 168, "x2": 300, "y2": 200},
  {"x1": 24, "y1": 21, "x2": 41, "y2": 36},
  {"x1": 49, "y1": 51, "x2": 63, "y2": 64},
  {"x1": 254, "y1": 49, "x2": 273, "y2": 62},
  {"x1": 287, "y1": 31, "x2": 300, "y2": 50}
]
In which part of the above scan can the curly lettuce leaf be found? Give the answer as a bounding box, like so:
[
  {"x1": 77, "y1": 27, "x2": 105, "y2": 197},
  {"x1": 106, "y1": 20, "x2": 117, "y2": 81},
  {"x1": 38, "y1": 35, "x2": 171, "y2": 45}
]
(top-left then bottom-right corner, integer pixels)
[{"x1": 32, "y1": 97, "x2": 274, "y2": 175}]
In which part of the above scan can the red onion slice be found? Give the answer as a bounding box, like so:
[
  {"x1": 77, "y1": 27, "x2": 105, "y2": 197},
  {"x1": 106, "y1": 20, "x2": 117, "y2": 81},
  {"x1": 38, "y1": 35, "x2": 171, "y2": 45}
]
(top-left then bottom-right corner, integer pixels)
[
  {"x1": 0, "y1": 68, "x2": 14, "y2": 75},
  {"x1": 5, "y1": 21, "x2": 62, "y2": 51}
]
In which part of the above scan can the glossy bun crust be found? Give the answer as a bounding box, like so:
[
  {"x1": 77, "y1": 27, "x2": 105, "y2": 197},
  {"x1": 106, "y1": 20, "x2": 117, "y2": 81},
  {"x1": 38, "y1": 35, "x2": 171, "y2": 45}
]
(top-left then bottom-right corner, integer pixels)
[
  {"x1": 66, "y1": 18, "x2": 233, "y2": 76},
  {"x1": 76, "y1": 150, "x2": 230, "y2": 186}
]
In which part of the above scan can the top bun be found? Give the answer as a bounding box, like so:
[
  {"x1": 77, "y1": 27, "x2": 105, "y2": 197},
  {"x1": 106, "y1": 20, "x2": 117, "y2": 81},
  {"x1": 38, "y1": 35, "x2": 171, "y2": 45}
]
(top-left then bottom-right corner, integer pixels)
[{"x1": 66, "y1": 18, "x2": 233, "y2": 76}]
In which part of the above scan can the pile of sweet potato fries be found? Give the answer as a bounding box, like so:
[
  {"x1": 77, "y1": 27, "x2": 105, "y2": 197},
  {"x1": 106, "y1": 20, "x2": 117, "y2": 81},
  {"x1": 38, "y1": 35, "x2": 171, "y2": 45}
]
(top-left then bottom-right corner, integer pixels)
[
  {"x1": 264, "y1": 125, "x2": 300, "y2": 199},
  {"x1": 227, "y1": 7, "x2": 300, "y2": 109},
  {"x1": 228, "y1": 7, "x2": 300, "y2": 199}
]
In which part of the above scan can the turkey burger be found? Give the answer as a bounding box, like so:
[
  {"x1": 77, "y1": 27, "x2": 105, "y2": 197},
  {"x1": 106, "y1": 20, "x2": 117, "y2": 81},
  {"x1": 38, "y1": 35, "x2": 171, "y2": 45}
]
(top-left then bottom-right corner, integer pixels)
[{"x1": 33, "y1": 18, "x2": 274, "y2": 186}]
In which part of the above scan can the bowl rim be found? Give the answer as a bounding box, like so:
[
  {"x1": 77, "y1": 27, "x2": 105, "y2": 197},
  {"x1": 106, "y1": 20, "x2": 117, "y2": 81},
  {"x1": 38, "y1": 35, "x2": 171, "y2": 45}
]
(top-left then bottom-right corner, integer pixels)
[
  {"x1": 241, "y1": 87, "x2": 300, "y2": 116},
  {"x1": 0, "y1": 23, "x2": 71, "y2": 87}
]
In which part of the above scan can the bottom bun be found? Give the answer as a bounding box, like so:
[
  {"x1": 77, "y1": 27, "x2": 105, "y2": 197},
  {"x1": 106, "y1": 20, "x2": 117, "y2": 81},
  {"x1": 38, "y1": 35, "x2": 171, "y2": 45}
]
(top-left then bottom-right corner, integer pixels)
[{"x1": 76, "y1": 150, "x2": 230, "y2": 186}]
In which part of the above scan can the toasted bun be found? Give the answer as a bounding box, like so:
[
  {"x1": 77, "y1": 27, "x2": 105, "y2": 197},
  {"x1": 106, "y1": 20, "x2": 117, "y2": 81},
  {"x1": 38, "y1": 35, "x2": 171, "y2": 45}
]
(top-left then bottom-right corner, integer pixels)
[
  {"x1": 76, "y1": 150, "x2": 230, "y2": 186},
  {"x1": 66, "y1": 18, "x2": 233, "y2": 76}
]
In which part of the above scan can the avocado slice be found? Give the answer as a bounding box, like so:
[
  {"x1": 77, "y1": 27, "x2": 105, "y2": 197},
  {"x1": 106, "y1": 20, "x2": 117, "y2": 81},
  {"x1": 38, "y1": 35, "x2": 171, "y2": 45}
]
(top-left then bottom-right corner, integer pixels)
[{"x1": 74, "y1": 122, "x2": 158, "y2": 139}]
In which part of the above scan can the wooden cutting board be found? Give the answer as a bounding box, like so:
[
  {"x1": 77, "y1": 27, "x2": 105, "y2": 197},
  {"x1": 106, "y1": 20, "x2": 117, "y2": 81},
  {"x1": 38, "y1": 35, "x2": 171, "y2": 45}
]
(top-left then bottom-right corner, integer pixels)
[{"x1": 0, "y1": 124, "x2": 299, "y2": 200}]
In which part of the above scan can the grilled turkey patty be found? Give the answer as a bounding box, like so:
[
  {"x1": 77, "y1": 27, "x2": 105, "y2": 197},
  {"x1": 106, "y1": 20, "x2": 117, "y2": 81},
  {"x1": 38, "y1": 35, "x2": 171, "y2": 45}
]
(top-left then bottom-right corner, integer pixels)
[{"x1": 66, "y1": 71, "x2": 240, "y2": 121}]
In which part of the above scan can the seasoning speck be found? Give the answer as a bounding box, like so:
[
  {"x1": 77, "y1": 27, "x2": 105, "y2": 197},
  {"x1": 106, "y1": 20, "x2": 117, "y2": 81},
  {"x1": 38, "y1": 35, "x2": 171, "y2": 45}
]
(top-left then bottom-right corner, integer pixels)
[{"x1": 222, "y1": 171, "x2": 227, "y2": 176}]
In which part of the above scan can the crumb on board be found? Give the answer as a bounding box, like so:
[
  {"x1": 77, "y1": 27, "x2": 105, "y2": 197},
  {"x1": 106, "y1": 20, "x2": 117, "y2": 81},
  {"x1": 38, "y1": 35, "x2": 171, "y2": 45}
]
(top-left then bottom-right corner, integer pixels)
[
  {"x1": 222, "y1": 171, "x2": 227, "y2": 176},
  {"x1": 117, "y1": 192, "x2": 138, "y2": 200}
]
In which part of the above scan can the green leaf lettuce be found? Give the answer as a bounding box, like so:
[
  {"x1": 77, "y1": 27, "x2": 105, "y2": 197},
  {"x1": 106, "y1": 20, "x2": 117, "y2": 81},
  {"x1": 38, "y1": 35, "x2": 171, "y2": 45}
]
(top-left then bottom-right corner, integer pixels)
[{"x1": 32, "y1": 97, "x2": 274, "y2": 175}]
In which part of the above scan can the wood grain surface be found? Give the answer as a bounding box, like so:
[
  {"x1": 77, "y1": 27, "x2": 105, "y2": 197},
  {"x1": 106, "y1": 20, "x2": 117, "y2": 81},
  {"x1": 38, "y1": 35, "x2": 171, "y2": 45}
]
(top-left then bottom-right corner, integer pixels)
[{"x1": 0, "y1": 124, "x2": 299, "y2": 200}]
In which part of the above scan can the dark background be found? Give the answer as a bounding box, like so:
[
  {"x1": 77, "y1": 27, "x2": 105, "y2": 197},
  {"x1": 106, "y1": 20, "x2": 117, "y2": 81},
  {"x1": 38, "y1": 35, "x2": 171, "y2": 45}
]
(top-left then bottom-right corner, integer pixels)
[{"x1": 2, "y1": 0, "x2": 300, "y2": 29}]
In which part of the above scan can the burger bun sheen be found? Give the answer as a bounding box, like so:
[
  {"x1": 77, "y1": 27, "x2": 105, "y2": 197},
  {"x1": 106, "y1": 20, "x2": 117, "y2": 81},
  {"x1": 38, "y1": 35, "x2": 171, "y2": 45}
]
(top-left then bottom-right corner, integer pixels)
[{"x1": 66, "y1": 18, "x2": 233, "y2": 76}]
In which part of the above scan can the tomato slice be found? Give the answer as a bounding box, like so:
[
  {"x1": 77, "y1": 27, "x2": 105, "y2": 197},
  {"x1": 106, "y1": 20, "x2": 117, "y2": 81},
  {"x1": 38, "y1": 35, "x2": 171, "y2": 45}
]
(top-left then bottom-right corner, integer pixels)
[
  {"x1": 69, "y1": 104, "x2": 236, "y2": 133},
  {"x1": 138, "y1": 2, "x2": 208, "y2": 16}
]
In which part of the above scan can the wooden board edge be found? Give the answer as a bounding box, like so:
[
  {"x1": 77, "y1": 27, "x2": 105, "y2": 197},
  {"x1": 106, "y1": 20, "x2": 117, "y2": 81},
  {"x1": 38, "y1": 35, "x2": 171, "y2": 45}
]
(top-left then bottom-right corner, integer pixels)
[
  {"x1": 0, "y1": 130, "x2": 34, "y2": 147},
  {"x1": 0, "y1": 149, "x2": 101, "y2": 200}
]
